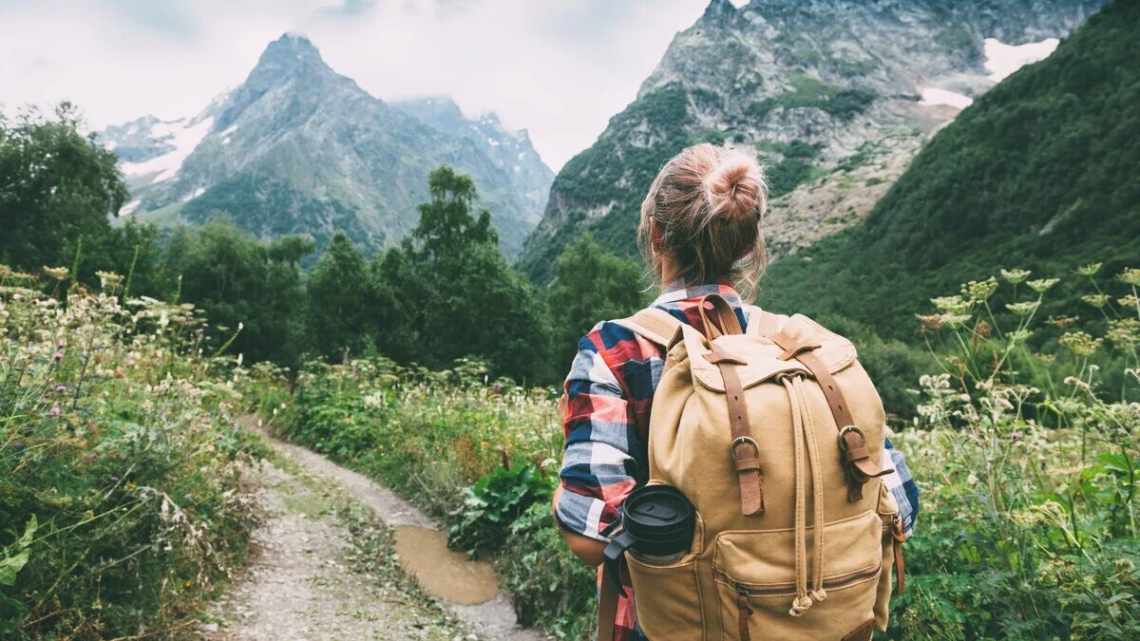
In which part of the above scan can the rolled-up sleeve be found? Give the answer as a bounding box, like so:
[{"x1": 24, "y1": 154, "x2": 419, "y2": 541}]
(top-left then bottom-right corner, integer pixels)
[
  {"x1": 882, "y1": 439, "x2": 920, "y2": 537},
  {"x1": 554, "y1": 333, "x2": 639, "y2": 542}
]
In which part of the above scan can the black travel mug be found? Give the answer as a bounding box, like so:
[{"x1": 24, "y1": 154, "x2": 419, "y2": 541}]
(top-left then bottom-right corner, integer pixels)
[{"x1": 603, "y1": 484, "x2": 695, "y2": 589}]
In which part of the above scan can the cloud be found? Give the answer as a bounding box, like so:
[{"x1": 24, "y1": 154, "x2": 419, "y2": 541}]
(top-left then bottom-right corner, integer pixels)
[{"x1": 0, "y1": 0, "x2": 714, "y2": 170}]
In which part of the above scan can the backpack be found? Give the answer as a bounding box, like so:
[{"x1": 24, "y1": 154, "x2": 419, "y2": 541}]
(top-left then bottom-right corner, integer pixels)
[{"x1": 598, "y1": 295, "x2": 906, "y2": 641}]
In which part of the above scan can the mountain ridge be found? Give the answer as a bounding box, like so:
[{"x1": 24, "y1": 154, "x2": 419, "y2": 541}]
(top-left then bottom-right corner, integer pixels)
[
  {"x1": 757, "y1": 0, "x2": 1140, "y2": 338},
  {"x1": 100, "y1": 33, "x2": 553, "y2": 256},
  {"x1": 519, "y1": 0, "x2": 1105, "y2": 282}
]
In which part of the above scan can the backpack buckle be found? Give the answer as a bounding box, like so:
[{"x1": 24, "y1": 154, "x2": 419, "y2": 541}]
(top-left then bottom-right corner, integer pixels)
[{"x1": 731, "y1": 435, "x2": 761, "y2": 459}]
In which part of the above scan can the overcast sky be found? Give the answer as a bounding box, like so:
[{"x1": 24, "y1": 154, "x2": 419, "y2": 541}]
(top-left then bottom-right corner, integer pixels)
[{"x1": 0, "y1": 0, "x2": 741, "y2": 170}]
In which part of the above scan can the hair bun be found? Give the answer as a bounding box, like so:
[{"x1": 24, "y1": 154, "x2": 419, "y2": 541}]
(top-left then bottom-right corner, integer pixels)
[{"x1": 704, "y1": 150, "x2": 766, "y2": 221}]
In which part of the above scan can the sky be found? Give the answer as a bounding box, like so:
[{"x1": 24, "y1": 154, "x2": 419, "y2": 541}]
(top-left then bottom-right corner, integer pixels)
[{"x1": 0, "y1": 0, "x2": 743, "y2": 170}]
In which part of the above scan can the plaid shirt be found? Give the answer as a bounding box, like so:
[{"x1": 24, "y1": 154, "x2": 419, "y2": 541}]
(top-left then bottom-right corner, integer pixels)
[{"x1": 554, "y1": 283, "x2": 919, "y2": 641}]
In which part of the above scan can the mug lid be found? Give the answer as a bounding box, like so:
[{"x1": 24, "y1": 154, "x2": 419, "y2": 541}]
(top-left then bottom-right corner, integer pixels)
[{"x1": 623, "y1": 485, "x2": 694, "y2": 544}]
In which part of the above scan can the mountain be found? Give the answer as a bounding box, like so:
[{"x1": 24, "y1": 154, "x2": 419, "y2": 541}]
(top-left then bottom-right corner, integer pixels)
[
  {"x1": 392, "y1": 97, "x2": 553, "y2": 224},
  {"x1": 518, "y1": 0, "x2": 1105, "y2": 281},
  {"x1": 99, "y1": 34, "x2": 553, "y2": 256},
  {"x1": 757, "y1": 0, "x2": 1140, "y2": 339}
]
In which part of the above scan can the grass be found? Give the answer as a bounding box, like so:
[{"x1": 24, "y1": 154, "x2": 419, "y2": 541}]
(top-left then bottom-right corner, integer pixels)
[{"x1": 0, "y1": 265, "x2": 265, "y2": 640}]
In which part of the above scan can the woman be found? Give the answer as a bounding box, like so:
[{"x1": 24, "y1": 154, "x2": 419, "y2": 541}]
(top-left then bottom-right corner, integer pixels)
[{"x1": 552, "y1": 143, "x2": 918, "y2": 641}]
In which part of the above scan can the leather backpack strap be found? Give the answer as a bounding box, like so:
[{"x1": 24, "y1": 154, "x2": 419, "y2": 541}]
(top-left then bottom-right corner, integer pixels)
[
  {"x1": 701, "y1": 294, "x2": 764, "y2": 516},
  {"x1": 596, "y1": 569, "x2": 620, "y2": 641},
  {"x1": 765, "y1": 324, "x2": 891, "y2": 502}
]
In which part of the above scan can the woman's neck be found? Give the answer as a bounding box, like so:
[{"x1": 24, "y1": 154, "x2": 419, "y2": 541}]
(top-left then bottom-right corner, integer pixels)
[{"x1": 658, "y1": 254, "x2": 681, "y2": 289}]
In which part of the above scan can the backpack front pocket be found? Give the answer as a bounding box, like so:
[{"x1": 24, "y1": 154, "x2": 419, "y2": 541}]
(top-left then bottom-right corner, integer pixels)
[{"x1": 713, "y1": 510, "x2": 883, "y2": 641}]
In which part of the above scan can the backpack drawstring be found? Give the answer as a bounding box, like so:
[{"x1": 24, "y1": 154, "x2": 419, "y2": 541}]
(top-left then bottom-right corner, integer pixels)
[
  {"x1": 784, "y1": 375, "x2": 827, "y2": 617},
  {"x1": 795, "y1": 376, "x2": 828, "y2": 605}
]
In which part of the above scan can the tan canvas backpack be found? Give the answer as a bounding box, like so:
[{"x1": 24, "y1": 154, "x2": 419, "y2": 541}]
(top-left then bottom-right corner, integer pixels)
[{"x1": 598, "y1": 295, "x2": 906, "y2": 641}]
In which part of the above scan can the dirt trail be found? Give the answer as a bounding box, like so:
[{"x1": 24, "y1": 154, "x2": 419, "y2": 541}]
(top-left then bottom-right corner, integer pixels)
[{"x1": 205, "y1": 418, "x2": 549, "y2": 641}]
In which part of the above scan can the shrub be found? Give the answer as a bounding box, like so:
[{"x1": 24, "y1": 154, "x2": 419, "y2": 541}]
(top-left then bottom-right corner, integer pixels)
[{"x1": 0, "y1": 266, "x2": 263, "y2": 640}]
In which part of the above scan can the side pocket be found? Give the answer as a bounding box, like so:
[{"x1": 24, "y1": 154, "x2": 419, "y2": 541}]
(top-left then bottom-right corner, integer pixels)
[
  {"x1": 624, "y1": 512, "x2": 706, "y2": 641},
  {"x1": 873, "y1": 481, "x2": 899, "y2": 630},
  {"x1": 626, "y1": 554, "x2": 705, "y2": 641}
]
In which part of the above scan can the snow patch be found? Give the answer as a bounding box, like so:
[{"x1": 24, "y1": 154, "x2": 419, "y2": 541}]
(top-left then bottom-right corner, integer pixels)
[
  {"x1": 120, "y1": 116, "x2": 214, "y2": 182},
  {"x1": 121, "y1": 198, "x2": 141, "y2": 215},
  {"x1": 180, "y1": 187, "x2": 206, "y2": 203},
  {"x1": 919, "y1": 88, "x2": 973, "y2": 110},
  {"x1": 220, "y1": 123, "x2": 238, "y2": 146},
  {"x1": 984, "y1": 38, "x2": 1059, "y2": 82}
]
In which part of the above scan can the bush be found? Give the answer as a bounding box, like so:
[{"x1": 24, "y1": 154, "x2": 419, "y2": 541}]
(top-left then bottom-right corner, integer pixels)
[
  {"x1": 448, "y1": 463, "x2": 554, "y2": 557},
  {"x1": 0, "y1": 266, "x2": 263, "y2": 640}
]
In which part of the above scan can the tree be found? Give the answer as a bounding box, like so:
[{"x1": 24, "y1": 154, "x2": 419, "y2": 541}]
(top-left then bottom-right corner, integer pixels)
[
  {"x1": 547, "y1": 234, "x2": 647, "y2": 368},
  {"x1": 306, "y1": 232, "x2": 374, "y2": 361},
  {"x1": 0, "y1": 103, "x2": 126, "y2": 272},
  {"x1": 381, "y1": 166, "x2": 551, "y2": 381},
  {"x1": 164, "y1": 222, "x2": 311, "y2": 365}
]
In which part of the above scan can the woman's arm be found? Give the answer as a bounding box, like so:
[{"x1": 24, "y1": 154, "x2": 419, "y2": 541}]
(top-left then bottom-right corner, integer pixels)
[{"x1": 553, "y1": 329, "x2": 639, "y2": 567}]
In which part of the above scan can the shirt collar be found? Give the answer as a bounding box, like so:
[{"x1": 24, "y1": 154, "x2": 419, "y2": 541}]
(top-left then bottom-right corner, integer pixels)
[{"x1": 651, "y1": 280, "x2": 744, "y2": 308}]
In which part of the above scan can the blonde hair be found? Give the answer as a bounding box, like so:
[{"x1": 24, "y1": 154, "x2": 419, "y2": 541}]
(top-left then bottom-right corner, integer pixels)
[{"x1": 637, "y1": 143, "x2": 768, "y2": 300}]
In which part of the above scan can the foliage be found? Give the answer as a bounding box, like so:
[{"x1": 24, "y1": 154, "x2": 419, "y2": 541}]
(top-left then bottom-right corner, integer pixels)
[
  {"x1": 448, "y1": 463, "x2": 553, "y2": 557},
  {"x1": 0, "y1": 104, "x2": 127, "y2": 273},
  {"x1": 746, "y1": 76, "x2": 875, "y2": 123},
  {"x1": 0, "y1": 266, "x2": 262, "y2": 640},
  {"x1": 881, "y1": 268, "x2": 1139, "y2": 641},
  {"x1": 546, "y1": 234, "x2": 647, "y2": 368},
  {"x1": 164, "y1": 221, "x2": 313, "y2": 366},
  {"x1": 498, "y1": 502, "x2": 597, "y2": 639},
  {"x1": 305, "y1": 232, "x2": 374, "y2": 360},
  {"x1": 374, "y1": 167, "x2": 553, "y2": 382}
]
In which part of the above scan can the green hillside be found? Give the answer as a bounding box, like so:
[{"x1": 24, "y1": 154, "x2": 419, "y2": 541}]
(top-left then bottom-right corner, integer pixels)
[{"x1": 758, "y1": 0, "x2": 1140, "y2": 339}]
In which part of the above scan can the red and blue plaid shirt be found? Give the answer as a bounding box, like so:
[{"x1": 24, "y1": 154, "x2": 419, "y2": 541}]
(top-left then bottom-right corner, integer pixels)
[{"x1": 554, "y1": 282, "x2": 919, "y2": 641}]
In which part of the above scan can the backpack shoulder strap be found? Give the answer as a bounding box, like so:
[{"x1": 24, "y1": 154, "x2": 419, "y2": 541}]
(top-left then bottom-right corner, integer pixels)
[{"x1": 612, "y1": 307, "x2": 685, "y2": 347}]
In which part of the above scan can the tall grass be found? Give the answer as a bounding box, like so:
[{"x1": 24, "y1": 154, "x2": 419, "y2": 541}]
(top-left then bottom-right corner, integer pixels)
[{"x1": 0, "y1": 265, "x2": 264, "y2": 640}]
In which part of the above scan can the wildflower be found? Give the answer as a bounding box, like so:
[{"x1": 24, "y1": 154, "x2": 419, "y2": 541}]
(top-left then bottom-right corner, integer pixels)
[
  {"x1": 931, "y1": 295, "x2": 970, "y2": 313},
  {"x1": 1059, "y1": 331, "x2": 1102, "y2": 357},
  {"x1": 1007, "y1": 329, "x2": 1032, "y2": 344},
  {"x1": 1117, "y1": 267, "x2": 1140, "y2": 287},
  {"x1": 1027, "y1": 278, "x2": 1059, "y2": 293},
  {"x1": 1001, "y1": 268, "x2": 1031, "y2": 284},
  {"x1": 1006, "y1": 301, "x2": 1040, "y2": 316},
  {"x1": 53, "y1": 350, "x2": 64, "y2": 362},
  {"x1": 1076, "y1": 262, "x2": 1103, "y2": 277},
  {"x1": 49, "y1": 403, "x2": 61, "y2": 417},
  {"x1": 96, "y1": 271, "x2": 123, "y2": 292},
  {"x1": 1106, "y1": 318, "x2": 1139, "y2": 347},
  {"x1": 1080, "y1": 294, "x2": 1110, "y2": 309},
  {"x1": 975, "y1": 319, "x2": 992, "y2": 338},
  {"x1": 961, "y1": 277, "x2": 998, "y2": 303},
  {"x1": 940, "y1": 313, "x2": 972, "y2": 327},
  {"x1": 1047, "y1": 315, "x2": 1079, "y2": 329},
  {"x1": 1119, "y1": 294, "x2": 1140, "y2": 309},
  {"x1": 42, "y1": 266, "x2": 69, "y2": 281}
]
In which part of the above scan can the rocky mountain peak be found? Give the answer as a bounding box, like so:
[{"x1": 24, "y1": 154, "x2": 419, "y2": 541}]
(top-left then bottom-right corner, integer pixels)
[
  {"x1": 247, "y1": 32, "x2": 332, "y2": 84},
  {"x1": 702, "y1": 0, "x2": 739, "y2": 22}
]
